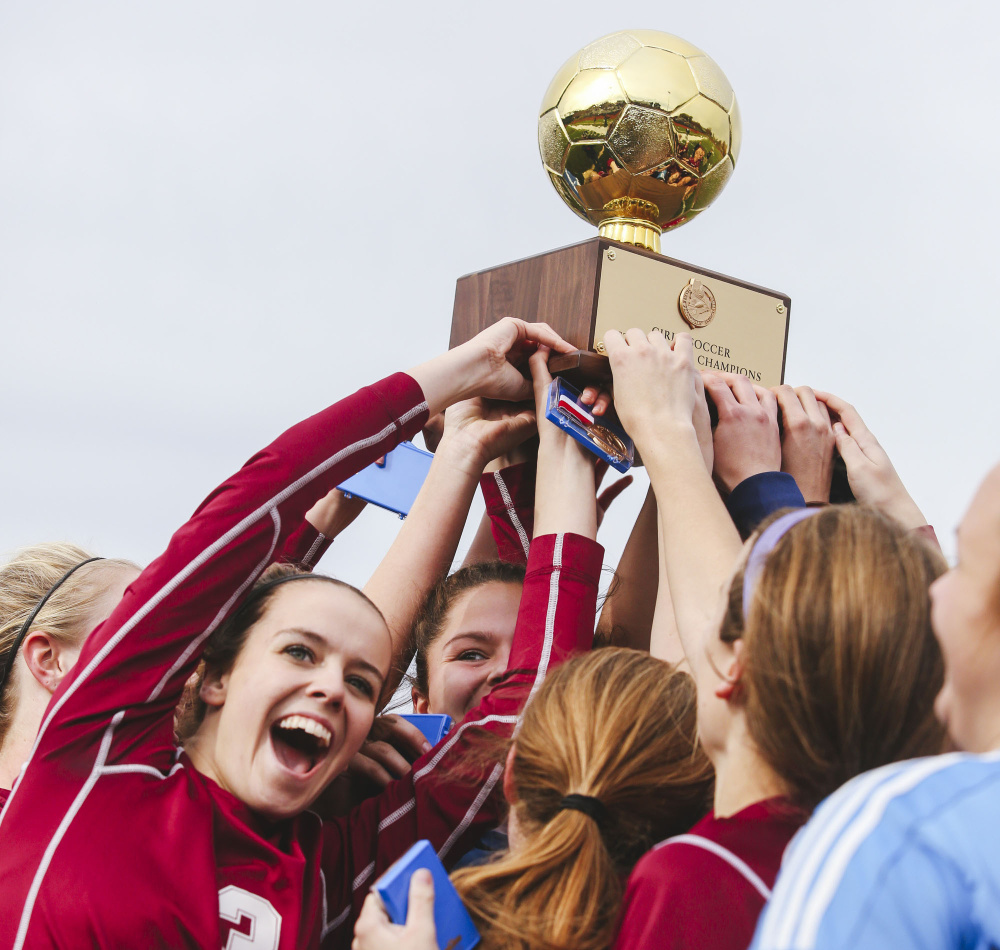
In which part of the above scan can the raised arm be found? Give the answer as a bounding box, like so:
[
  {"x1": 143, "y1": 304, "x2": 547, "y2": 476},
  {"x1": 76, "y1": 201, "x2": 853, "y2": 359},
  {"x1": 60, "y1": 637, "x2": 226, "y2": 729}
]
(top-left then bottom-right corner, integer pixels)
[
  {"x1": 606, "y1": 330, "x2": 743, "y2": 686},
  {"x1": 364, "y1": 397, "x2": 536, "y2": 706}
]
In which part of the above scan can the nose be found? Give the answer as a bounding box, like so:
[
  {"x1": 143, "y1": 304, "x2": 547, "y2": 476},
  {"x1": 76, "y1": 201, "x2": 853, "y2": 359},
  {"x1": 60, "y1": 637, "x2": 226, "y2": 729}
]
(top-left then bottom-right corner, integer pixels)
[
  {"x1": 486, "y1": 660, "x2": 506, "y2": 687},
  {"x1": 309, "y1": 663, "x2": 346, "y2": 709}
]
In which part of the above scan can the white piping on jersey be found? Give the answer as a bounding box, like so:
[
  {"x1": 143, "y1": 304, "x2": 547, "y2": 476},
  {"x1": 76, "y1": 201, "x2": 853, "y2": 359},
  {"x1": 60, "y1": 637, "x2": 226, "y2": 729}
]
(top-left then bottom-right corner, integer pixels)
[
  {"x1": 760, "y1": 753, "x2": 965, "y2": 949},
  {"x1": 760, "y1": 761, "x2": 910, "y2": 949},
  {"x1": 6, "y1": 403, "x2": 426, "y2": 950},
  {"x1": 328, "y1": 532, "x2": 568, "y2": 932},
  {"x1": 492, "y1": 471, "x2": 531, "y2": 559},
  {"x1": 13, "y1": 711, "x2": 123, "y2": 949},
  {"x1": 353, "y1": 861, "x2": 376, "y2": 892},
  {"x1": 785, "y1": 754, "x2": 965, "y2": 949},
  {"x1": 519, "y1": 532, "x2": 562, "y2": 720},
  {"x1": 302, "y1": 532, "x2": 327, "y2": 568},
  {"x1": 658, "y1": 834, "x2": 771, "y2": 901},
  {"x1": 378, "y1": 797, "x2": 415, "y2": 830},
  {"x1": 319, "y1": 871, "x2": 351, "y2": 938},
  {"x1": 439, "y1": 761, "x2": 504, "y2": 861},
  {"x1": 150, "y1": 508, "x2": 283, "y2": 703}
]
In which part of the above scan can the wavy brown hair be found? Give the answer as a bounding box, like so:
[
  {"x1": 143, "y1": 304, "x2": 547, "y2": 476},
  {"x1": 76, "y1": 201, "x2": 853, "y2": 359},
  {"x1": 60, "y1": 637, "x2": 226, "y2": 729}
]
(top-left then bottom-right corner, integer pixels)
[
  {"x1": 452, "y1": 648, "x2": 713, "y2": 950},
  {"x1": 722, "y1": 505, "x2": 947, "y2": 812}
]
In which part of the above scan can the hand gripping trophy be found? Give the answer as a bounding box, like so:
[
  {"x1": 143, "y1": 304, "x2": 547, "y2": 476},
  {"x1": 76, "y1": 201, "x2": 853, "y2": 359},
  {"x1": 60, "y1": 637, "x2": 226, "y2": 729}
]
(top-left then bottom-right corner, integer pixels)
[{"x1": 450, "y1": 30, "x2": 790, "y2": 390}]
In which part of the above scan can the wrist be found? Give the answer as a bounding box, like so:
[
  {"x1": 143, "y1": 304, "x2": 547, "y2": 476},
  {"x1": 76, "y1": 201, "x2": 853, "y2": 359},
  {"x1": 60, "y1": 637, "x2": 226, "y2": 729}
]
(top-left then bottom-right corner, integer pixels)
[
  {"x1": 434, "y1": 429, "x2": 490, "y2": 478},
  {"x1": 882, "y1": 496, "x2": 928, "y2": 531},
  {"x1": 409, "y1": 345, "x2": 485, "y2": 417}
]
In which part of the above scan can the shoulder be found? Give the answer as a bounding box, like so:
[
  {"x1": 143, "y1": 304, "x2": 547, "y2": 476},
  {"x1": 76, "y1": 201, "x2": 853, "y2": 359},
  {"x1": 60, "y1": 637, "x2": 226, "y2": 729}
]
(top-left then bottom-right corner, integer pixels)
[{"x1": 756, "y1": 753, "x2": 1000, "y2": 950}]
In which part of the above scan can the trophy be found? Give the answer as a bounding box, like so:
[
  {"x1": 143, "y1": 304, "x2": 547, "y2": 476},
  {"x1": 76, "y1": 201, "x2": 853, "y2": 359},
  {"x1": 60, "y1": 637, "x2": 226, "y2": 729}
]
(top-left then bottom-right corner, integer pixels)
[{"x1": 450, "y1": 30, "x2": 790, "y2": 390}]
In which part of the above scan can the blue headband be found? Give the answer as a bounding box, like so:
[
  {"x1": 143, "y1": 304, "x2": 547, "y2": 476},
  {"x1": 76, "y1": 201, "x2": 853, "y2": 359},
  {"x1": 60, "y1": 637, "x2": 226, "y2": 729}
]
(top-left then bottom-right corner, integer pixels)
[{"x1": 741, "y1": 509, "x2": 820, "y2": 620}]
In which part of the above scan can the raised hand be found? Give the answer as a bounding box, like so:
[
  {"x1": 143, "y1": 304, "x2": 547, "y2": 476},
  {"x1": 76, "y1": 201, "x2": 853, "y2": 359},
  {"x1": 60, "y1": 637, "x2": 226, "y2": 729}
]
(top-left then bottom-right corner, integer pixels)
[
  {"x1": 602, "y1": 329, "x2": 701, "y2": 450},
  {"x1": 815, "y1": 391, "x2": 927, "y2": 529},
  {"x1": 772, "y1": 385, "x2": 837, "y2": 503},
  {"x1": 702, "y1": 372, "x2": 781, "y2": 492},
  {"x1": 352, "y1": 870, "x2": 438, "y2": 950},
  {"x1": 409, "y1": 318, "x2": 575, "y2": 416},
  {"x1": 441, "y1": 397, "x2": 536, "y2": 477}
]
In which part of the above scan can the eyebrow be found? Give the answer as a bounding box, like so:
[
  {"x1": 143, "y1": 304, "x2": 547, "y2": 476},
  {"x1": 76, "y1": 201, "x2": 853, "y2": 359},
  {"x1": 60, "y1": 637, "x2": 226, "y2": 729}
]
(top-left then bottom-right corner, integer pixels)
[
  {"x1": 444, "y1": 631, "x2": 498, "y2": 646},
  {"x1": 277, "y1": 628, "x2": 386, "y2": 684}
]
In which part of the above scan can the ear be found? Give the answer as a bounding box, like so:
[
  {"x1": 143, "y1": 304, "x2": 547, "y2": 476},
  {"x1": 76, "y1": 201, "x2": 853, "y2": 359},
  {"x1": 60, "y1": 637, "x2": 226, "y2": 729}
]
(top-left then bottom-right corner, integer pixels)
[
  {"x1": 411, "y1": 686, "x2": 430, "y2": 715},
  {"x1": 21, "y1": 631, "x2": 77, "y2": 694},
  {"x1": 199, "y1": 666, "x2": 230, "y2": 709},
  {"x1": 502, "y1": 743, "x2": 518, "y2": 803},
  {"x1": 713, "y1": 639, "x2": 746, "y2": 702}
]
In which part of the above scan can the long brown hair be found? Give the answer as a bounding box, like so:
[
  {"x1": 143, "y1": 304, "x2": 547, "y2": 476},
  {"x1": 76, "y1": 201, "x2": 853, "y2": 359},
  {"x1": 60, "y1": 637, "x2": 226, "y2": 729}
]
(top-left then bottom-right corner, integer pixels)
[
  {"x1": 722, "y1": 505, "x2": 947, "y2": 811},
  {"x1": 452, "y1": 648, "x2": 713, "y2": 950}
]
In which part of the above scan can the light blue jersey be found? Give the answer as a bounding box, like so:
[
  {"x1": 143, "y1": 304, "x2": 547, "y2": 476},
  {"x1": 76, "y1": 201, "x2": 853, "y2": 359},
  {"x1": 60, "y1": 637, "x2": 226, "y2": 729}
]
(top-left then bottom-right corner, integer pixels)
[{"x1": 751, "y1": 752, "x2": 1000, "y2": 950}]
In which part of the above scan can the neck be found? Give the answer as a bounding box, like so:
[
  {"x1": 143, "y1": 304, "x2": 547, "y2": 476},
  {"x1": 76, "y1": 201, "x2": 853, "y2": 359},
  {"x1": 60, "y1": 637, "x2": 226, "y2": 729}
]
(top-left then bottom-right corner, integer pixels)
[
  {"x1": 711, "y1": 715, "x2": 788, "y2": 818},
  {"x1": 0, "y1": 685, "x2": 52, "y2": 790}
]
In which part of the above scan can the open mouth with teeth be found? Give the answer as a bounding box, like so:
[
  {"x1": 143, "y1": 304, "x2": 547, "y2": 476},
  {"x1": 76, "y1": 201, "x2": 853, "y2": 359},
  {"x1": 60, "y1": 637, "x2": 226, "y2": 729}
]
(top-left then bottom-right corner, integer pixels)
[{"x1": 270, "y1": 714, "x2": 333, "y2": 776}]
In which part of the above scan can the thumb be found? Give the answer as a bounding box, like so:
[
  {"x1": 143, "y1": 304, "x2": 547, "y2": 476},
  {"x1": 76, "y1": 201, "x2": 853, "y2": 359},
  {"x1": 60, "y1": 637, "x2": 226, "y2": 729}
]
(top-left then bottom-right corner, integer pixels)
[
  {"x1": 404, "y1": 870, "x2": 437, "y2": 940},
  {"x1": 832, "y1": 422, "x2": 867, "y2": 471}
]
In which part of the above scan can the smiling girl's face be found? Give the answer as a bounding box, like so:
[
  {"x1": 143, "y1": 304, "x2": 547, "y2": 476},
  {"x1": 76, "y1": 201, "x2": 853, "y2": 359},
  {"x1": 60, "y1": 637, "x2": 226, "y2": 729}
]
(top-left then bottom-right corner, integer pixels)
[
  {"x1": 189, "y1": 580, "x2": 391, "y2": 820},
  {"x1": 412, "y1": 581, "x2": 522, "y2": 724}
]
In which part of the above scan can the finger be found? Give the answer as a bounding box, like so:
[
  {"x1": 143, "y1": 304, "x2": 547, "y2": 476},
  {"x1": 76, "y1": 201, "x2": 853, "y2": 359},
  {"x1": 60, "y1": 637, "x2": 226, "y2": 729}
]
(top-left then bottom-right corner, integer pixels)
[
  {"x1": 753, "y1": 384, "x2": 779, "y2": 423},
  {"x1": 773, "y1": 384, "x2": 806, "y2": 425},
  {"x1": 832, "y1": 422, "x2": 868, "y2": 471},
  {"x1": 794, "y1": 386, "x2": 831, "y2": 429},
  {"x1": 378, "y1": 715, "x2": 433, "y2": 757},
  {"x1": 815, "y1": 392, "x2": 875, "y2": 448},
  {"x1": 518, "y1": 320, "x2": 575, "y2": 355},
  {"x1": 701, "y1": 372, "x2": 738, "y2": 416},
  {"x1": 357, "y1": 891, "x2": 391, "y2": 929},
  {"x1": 723, "y1": 372, "x2": 757, "y2": 406},
  {"x1": 602, "y1": 329, "x2": 627, "y2": 357},
  {"x1": 591, "y1": 388, "x2": 612, "y2": 416},
  {"x1": 624, "y1": 327, "x2": 648, "y2": 348},
  {"x1": 404, "y1": 869, "x2": 437, "y2": 939},
  {"x1": 348, "y1": 754, "x2": 395, "y2": 789},
  {"x1": 580, "y1": 386, "x2": 598, "y2": 406},
  {"x1": 672, "y1": 332, "x2": 694, "y2": 366},
  {"x1": 364, "y1": 739, "x2": 418, "y2": 777},
  {"x1": 597, "y1": 474, "x2": 633, "y2": 512}
]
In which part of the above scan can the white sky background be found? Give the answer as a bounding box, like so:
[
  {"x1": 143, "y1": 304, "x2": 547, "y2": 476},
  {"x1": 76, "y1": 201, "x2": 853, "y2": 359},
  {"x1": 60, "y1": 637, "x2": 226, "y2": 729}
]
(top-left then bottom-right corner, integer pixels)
[{"x1": 2, "y1": 0, "x2": 998, "y2": 581}]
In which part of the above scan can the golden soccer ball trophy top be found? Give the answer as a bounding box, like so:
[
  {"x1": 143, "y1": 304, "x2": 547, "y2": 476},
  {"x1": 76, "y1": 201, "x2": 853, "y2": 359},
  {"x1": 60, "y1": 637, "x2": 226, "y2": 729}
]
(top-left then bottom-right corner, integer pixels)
[{"x1": 538, "y1": 30, "x2": 741, "y2": 254}]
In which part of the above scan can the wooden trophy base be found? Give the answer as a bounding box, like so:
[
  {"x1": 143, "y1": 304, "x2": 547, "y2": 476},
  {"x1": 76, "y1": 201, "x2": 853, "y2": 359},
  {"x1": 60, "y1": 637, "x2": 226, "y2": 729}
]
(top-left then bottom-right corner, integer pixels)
[{"x1": 450, "y1": 236, "x2": 791, "y2": 389}]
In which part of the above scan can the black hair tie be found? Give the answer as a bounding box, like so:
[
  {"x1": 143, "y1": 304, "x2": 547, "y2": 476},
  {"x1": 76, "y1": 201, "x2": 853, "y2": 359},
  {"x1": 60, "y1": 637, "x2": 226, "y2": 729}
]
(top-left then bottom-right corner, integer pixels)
[{"x1": 558, "y1": 793, "x2": 608, "y2": 827}]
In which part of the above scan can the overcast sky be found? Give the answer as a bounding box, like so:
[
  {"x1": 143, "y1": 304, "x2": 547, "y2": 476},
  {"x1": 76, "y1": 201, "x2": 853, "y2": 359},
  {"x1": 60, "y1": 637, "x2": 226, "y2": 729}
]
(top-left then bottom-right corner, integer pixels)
[{"x1": 2, "y1": 0, "x2": 997, "y2": 584}]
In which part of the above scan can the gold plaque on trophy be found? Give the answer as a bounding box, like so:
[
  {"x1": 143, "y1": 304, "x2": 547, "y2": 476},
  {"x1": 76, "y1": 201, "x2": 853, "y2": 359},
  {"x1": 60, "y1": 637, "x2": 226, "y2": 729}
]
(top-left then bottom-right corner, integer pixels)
[{"x1": 451, "y1": 29, "x2": 790, "y2": 388}]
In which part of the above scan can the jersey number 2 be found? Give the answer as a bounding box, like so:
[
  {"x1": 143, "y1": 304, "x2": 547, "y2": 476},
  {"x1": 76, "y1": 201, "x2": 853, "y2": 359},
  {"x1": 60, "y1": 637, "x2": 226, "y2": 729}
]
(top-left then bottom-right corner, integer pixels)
[{"x1": 219, "y1": 885, "x2": 282, "y2": 950}]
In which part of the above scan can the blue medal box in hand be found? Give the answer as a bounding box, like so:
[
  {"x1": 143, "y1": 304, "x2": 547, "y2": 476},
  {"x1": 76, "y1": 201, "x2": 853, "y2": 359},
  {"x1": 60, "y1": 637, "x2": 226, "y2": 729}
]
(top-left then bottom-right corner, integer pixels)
[
  {"x1": 544, "y1": 378, "x2": 634, "y2": 473},
  {"x1": 338, "y1": 441, "x2": 434, "y2": 519},
  {"x1": 373, "y1": 840, "x2": 480, "y2": 950},
  {"x1": 398, "y1": 714, "x2": 453, "y2": 746}
]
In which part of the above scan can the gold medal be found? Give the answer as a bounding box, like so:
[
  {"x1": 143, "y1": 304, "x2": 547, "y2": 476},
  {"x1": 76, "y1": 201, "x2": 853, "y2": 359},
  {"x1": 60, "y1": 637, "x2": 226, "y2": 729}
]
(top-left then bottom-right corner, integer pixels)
[
  {"x1": 588, "y1": 424, "x2": 628, "y2": 463},
  {"x1": 678, "y1": 278, "x2": 717, "y2": 328}
]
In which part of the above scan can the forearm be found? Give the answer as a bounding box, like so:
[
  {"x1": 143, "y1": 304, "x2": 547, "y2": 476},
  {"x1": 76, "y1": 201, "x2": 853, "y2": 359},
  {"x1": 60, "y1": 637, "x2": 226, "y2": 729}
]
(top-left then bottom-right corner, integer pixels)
[
  {"x1": 644, "y1": 427, "x2": 743, "y2": 662},
  {"x1": 363, "y1": 433, "x2": 485, "y2": 701},
  {"x1": 534, "y1": 439, "x2": 597, "y2": 539},
  {"x1": 596, "y1": 485, "x2": 658, "y2": 649},
  {"x1": 649, "y1": 520, "x2": 686, "y2": 665},
  {"x1": 460, "y1": 510, "x2": 499, "y2": 567}
]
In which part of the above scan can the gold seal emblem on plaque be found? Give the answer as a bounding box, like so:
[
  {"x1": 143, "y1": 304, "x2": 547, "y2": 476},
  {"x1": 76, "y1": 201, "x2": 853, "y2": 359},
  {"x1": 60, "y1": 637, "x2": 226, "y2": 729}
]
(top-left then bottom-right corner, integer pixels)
[{"x1": 678, "y1": 278, "x2": 717, "y2": 328}]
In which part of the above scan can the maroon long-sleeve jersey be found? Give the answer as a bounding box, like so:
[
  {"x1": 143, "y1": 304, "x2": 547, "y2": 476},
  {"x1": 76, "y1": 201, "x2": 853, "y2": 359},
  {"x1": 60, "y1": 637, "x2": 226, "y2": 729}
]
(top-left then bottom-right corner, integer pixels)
[{"x1": 0, "y1": 373, "x2": 603, "y2": 950}]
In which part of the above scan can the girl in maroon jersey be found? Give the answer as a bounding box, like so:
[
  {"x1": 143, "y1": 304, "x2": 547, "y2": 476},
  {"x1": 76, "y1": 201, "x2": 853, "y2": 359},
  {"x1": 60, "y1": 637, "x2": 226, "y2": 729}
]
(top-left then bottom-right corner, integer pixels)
[
  {"x1": 603, "y1": 328, "x2": 947, "y2": 950},
  {"x1": 0, "y1": 487, "x2": 375, "y2": 809},
  {"x1": 0, "y1": 321, "x2": 604, "y2": 950}
]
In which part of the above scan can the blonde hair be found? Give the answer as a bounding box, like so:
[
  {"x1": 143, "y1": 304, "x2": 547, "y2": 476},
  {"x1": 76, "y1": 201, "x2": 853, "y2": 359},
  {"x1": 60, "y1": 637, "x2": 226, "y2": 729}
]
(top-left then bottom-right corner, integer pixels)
[
  {"x1": 723, "y1": 505, "x2": 947, "y2": 811},
  {"x1": 452, "y1": 648, "x2": 713, "y2": 950},
  {"x1": 0, "y1": 543, "x2": 136, "y2": 744}
]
